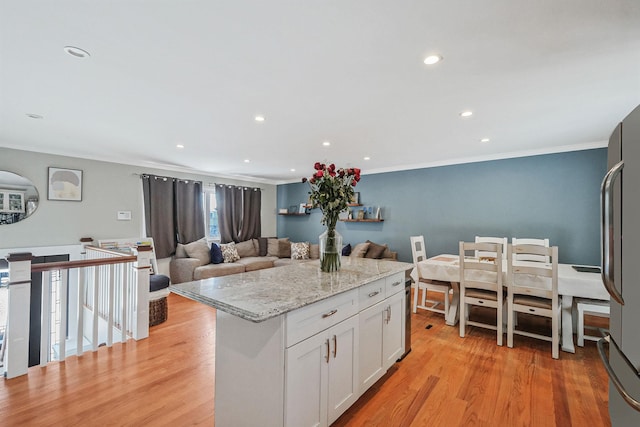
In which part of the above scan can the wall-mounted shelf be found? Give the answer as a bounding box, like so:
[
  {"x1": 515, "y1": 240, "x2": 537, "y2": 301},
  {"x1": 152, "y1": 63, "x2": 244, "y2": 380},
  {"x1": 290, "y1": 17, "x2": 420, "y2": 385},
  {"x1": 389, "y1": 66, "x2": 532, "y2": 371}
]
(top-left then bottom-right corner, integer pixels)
[
  {"x1": 340, "y1": 219, "x2": 384, "y2": 222},
  {"x1": 279, "y1": 213, "x2": 310, "y2": 216}
]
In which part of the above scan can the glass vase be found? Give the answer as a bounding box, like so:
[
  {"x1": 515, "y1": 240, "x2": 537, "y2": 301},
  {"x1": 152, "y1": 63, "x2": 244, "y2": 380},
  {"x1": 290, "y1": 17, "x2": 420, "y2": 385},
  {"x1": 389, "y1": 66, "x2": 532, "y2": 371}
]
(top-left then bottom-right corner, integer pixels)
[{"x1": 319, "y1": 228, "x2": 343, "y2": 272}]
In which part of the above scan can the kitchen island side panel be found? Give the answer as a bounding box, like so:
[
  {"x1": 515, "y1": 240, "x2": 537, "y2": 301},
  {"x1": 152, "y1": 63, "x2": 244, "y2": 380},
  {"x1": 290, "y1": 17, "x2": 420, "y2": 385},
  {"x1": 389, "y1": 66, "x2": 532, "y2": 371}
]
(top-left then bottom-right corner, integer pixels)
[{"x1": 215, "y1": 310, "x2": 285, "y2": 427}]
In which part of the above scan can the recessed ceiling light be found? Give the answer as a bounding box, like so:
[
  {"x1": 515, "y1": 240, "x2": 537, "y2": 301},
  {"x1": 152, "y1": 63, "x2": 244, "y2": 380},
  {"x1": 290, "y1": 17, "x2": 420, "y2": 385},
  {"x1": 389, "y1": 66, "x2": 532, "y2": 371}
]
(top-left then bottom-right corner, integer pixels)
[
  {"x1": 480, "y1": 138, "x2": 490, "y2": 143},
  {"x1": 26, "y1": 113, "x2": 43, "y2": 119},
  {"x1": 176, "y1": 144, "x2": 184, "y2": 149},
  {"x1": 423, "y1": 54, "x2": 442, "y2": 65},
  {"x1": 290, "y1": 168, "x2": 296, "y2": 172},
  {"x1": 364, "y1": 156, "x2": 371, "y2": 161},
  {"x1": 460, "y1": 111, "x2": 473, "y2": 118},
  {"x1": 244, "y1": 159, "x2": 250, "y2": 163},
  {"x1": 63, "y1": 46, "x2": 90, "y2": 58},
  {"x1": 322, "y1": 141, "x2": 331, "y2": 146},
  {"x1": 254, "y1": 115, "x2": 265, "y2": 122}
]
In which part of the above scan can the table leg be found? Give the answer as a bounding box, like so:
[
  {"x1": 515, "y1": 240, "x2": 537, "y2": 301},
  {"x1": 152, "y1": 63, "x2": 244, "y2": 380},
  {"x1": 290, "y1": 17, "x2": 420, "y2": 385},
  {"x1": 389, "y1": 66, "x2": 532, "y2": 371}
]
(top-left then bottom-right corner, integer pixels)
[
  {"x1": 445, "y1": 281, "x2": 460, "y2": 326},
  {"x1": 561, "y1": 295, "x2": 575, "y2": 353}
]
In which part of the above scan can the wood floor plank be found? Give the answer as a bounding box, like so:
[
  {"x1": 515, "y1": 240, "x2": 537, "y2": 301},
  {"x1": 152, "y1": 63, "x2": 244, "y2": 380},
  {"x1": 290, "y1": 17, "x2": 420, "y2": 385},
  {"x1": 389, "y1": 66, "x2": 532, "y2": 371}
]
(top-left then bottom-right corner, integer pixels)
[{"x1": 0, "y1": 291, "x2": 610, "y2": 426}]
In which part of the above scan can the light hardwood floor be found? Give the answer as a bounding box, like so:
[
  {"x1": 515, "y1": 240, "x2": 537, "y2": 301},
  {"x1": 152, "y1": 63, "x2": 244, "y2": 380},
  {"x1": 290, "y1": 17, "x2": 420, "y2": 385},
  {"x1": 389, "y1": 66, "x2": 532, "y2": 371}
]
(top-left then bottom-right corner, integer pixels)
[{"x1": 0, "y1": 292, "x2": 610, "y2": 426}]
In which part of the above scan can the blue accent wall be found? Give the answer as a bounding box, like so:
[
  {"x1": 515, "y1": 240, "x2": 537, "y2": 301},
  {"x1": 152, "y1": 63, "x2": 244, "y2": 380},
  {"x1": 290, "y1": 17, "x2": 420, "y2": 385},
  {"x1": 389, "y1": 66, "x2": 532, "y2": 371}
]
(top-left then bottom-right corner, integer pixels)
[{"x1": 277, "y1": 149, "x2": 607, "y2": 265}]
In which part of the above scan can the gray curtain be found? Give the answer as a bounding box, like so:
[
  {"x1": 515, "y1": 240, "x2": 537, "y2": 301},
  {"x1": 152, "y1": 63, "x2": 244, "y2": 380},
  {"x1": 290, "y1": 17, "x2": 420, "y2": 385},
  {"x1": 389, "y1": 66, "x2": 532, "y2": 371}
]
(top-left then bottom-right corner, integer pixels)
[
  {"x1": 175, "y1": 179, "x2": 205, "y2": 245},
  {"x1": 142, "y1": 175, "x2": 176, "y2": 258},
  {"x1": 239, "y1": 187, "x2": 261, "y2": 241},
  {"x1": 216, "y1": 184, "x2": 261, "y2": 243},
  {"x1": 142, "y1": 175, "x2": 205, "y2": 258}
]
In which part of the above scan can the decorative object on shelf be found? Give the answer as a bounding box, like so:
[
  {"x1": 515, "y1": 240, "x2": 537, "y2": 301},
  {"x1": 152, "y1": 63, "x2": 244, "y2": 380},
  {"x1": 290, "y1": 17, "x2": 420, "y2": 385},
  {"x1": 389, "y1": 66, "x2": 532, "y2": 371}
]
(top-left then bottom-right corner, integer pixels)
[
  {"x1": 349, "y1": 191, "x2": 360, "y2": 205},
  {"x1": 303, "y1": 162, "x2": 361, "y2": 272},
  {"x1": 288, "y1": 205, "x2": 297, "y2": 214},
  {"x1": 357, "y1": 209, "x2": 365, "y2": 220},
  {"x1": 48, "y1": 167, "x2": 83, "y2": 201},
  {"x1": 298, "y1": 203, "x2": 307, "y2": 214},
  {"x1": 279, "y1": 208, "x2": 288, "y2": 214}
]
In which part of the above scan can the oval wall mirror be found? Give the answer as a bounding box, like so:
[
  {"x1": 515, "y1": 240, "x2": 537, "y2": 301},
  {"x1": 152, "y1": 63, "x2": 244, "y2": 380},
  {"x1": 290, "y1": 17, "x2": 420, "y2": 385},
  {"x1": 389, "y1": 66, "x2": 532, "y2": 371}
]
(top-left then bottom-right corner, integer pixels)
[{"x1": 0, "y1": 171, "x2": 39, "y2": 225}]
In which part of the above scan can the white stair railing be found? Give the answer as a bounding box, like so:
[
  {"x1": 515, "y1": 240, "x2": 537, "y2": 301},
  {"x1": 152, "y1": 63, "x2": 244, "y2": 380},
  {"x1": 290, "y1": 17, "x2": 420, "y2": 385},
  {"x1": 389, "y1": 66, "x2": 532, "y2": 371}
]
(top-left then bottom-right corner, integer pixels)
[{"x1": 2, "y1": 245, "x2": 151, "y2": 379}]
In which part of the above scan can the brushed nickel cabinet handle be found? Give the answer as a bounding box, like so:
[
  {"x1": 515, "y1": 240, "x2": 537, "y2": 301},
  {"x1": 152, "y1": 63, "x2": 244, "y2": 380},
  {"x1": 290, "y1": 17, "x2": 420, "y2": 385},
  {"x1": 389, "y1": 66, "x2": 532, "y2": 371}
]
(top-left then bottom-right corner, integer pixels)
[
  {"x1": 333, "y1": 335, "x2": 337, "y2": 358},
  {"x1": 392, "y1": 281, "x2": 402, "y2": 287},
  {"x1": 368, "y1": 291, "x2": 380, "y2": 298},
  {"x1": 325, "y1": 339, "x2": 330, "y2": 363},
  {"x1": 322, "y1": 309, "x2": 338, "y2": 318}
]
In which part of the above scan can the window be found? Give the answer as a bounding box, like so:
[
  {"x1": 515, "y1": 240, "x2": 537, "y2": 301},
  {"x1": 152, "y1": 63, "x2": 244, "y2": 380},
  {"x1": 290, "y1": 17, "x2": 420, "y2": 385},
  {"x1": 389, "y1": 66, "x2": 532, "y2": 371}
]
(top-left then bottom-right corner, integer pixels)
[{"x1": 205, "y1": 190, "x2": 220, "y2": 241}]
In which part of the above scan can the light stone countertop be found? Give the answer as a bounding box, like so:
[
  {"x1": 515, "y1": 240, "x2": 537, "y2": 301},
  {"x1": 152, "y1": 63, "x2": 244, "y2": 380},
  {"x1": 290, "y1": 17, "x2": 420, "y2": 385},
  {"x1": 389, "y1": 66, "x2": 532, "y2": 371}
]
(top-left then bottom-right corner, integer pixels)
[{"x1": 170, "y1": 257, "x2": 413, "y2": 322}]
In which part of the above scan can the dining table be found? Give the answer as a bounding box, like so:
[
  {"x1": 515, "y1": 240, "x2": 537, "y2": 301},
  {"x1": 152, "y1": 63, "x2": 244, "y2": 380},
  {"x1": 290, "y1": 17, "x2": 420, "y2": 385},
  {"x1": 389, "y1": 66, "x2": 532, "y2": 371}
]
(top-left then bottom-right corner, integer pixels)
[{"x1": 410, "y1": 254, "x2": 609, "y2": 353}]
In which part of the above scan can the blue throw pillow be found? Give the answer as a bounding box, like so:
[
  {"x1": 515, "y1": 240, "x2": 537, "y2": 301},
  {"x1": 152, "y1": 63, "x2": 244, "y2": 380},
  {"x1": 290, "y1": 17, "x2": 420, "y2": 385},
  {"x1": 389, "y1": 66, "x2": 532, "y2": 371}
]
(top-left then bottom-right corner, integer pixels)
[
  {"x1": 210, "y1": 243, "x2": 224, "y2": 264},
  {"x1": 342, "y1": 243, "x2": 352, "y2": 256}
]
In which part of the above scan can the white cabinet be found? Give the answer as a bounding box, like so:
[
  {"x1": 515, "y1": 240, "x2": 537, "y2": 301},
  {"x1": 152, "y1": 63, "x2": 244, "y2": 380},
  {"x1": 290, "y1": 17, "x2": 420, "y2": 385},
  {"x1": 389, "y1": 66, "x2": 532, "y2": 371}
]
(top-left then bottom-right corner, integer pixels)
[
  {"x1": 285, "y1": 314, "x2": 359, "y2": 427},
  {"x1": 358, "y1": 284, "x2": 405, "y2": 393},
  {"x1": 383, "y1": 290, "x2": 405, "y2": 368}
]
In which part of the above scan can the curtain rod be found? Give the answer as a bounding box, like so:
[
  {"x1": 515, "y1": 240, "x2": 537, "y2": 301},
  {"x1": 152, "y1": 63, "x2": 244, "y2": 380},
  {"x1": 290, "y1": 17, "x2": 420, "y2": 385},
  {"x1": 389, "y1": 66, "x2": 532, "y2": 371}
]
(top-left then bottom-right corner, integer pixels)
[
  {"x1": 135, "y1": 173, "x2": 202, "y2": 185},
  {"x1": 212, "y1": 182, "x2": 262, "y2": 191}
]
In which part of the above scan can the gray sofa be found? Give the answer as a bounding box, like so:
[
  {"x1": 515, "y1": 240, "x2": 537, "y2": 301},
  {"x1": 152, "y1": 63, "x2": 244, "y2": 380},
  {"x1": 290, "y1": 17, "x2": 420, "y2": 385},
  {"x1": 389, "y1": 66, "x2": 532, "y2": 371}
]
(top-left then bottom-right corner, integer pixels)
[{"x1": 169, "y1": 237, "x2": 397, "y2": 284}]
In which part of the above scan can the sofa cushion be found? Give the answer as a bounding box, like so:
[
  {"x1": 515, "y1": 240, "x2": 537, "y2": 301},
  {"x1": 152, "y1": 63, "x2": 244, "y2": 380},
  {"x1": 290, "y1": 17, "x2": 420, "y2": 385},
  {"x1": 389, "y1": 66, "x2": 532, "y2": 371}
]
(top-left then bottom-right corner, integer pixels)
[
  {"x1": 365, "y1": 240, "x2": 387, "y2": 259},
  {"x1": 210, "y1": 243, "x2": 224, "y2": 264},
  {"x1": 310, "y1": 244, "x2": 319, "y2": 259},
  {"x1": 341, "y1": 243, "x2": 352, "y2": 256},
  {"x1": 236, "y1": 239, "x2": 258, "y2": 258},
  {"x1": 291, "y1": 242, "x2": 310, "y2": 260},
  {"x1": 220, "y1": 242, "x2": 241, "y2": 263},
  {"x1": 194, "y1": 263, "x2": 245, "y2": 280},
  {"x1": 184, "y1": 238, "x2": 210, "y2": 266},
  {"x1": 350, "y1": 242, "x2": 370, "y2": 258},
  {"x1": 267, "y1": 238, "x2": 290, "y2": 257},
  {"x1": 279, "y1": 240, "x2": 292, "y2": 258},
  {"x1": 236, "y1": 256, "x2": 276, "y2": 271}
]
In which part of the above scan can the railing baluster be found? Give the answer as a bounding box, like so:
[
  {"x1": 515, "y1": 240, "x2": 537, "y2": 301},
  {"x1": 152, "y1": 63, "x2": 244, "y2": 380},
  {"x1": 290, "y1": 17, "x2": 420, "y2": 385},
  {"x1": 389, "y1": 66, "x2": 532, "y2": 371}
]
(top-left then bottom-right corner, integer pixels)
[
  {"x1": 121, "y1": 263, "x2": 129, "y2": 343},
  {"x1": 107, "y1": 264, "x2": 115, "y2": 347},
  {"x1": 92, "y1": 265, "x2": 99, "y2": 351},
  {"x1": 40, "y1": 271, "x2": 51, "y2": 367},
  {"x1": 77, "y1": 266, "x2": 85, "y2": 356},
  {"x1": 59, "y1": 269, "x2": 68, "y2": 361}
]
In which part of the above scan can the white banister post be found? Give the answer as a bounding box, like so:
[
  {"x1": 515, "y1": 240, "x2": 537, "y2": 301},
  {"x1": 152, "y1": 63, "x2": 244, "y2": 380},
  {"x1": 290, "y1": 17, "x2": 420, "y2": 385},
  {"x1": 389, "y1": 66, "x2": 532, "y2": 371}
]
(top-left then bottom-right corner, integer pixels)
[
  {"x1": 5, "y1": 252, "x2": 33, "y2": 379},
  {"x1": 133, "y1": 245, "x2": 151, "y2": 340}
]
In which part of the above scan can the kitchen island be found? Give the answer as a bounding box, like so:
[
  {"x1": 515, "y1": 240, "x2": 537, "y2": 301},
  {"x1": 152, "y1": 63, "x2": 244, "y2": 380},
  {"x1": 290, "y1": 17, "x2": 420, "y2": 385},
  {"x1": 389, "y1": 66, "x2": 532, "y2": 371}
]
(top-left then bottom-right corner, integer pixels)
[{"x1": 171, "y1": 256, "x2": 413, "y2": 427}]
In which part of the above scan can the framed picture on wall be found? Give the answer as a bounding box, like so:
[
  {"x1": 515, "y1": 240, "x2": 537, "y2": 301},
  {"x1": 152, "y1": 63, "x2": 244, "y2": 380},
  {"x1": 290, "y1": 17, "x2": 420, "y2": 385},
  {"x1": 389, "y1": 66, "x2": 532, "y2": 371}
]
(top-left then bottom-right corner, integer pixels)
[
  {"x1": 48, "y1": 167, "x2": 83, "y2": 201},
  {"x1": 349, "y1": 192, "x2": 360, "y2": 205}
]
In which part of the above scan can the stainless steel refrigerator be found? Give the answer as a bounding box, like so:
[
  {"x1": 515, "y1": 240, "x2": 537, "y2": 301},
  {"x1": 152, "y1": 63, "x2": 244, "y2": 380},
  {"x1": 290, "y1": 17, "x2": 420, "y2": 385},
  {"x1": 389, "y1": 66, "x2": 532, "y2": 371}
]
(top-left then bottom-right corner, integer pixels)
[{"x1": 600, "y1": 104, "x2": 640, "y2": 425}]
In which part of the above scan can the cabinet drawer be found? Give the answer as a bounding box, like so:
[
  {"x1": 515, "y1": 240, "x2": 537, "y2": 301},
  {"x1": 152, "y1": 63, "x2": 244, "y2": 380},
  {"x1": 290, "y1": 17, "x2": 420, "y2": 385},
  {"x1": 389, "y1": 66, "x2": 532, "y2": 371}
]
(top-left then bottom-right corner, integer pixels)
[
  {"x1": 385, "y1": 273, "x2": 405, "y2": 296},
  {"x1": 358, "y1": 278, "x2": 386, "y2": 310},
  {"x1": 286, "y1": 289, "x2": 358, "y2": 347}
]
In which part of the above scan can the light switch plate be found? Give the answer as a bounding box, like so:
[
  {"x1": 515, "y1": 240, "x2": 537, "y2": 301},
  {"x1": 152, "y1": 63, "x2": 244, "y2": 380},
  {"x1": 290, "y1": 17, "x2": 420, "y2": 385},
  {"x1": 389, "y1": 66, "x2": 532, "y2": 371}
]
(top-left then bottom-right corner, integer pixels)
[{"x1": 117, "y1": 211, "x2": 132, "y2": 221}]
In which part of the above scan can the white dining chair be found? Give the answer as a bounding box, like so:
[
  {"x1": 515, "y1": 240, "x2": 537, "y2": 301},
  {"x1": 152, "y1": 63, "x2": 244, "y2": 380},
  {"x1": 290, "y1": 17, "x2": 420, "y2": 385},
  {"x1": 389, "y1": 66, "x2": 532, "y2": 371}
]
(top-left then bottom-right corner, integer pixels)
[
  {"x1": 410, "y1": 235, "x2": 452, "y2": 316},
  {"x1": 459, "y1": 241, "x2": 505, "y2": 345},
  {"x1": 511, "y1": 238, "x2": 550, "y2": 262},
  {"x1": 576, "y1": 298, "x2": 610, "y2": 346},
  {"x1": 506, "y1": 243, "x2": 560, "y2": 359},
  {"x1": 475, "y1": 236, "x2": 508, "y2": 259}
]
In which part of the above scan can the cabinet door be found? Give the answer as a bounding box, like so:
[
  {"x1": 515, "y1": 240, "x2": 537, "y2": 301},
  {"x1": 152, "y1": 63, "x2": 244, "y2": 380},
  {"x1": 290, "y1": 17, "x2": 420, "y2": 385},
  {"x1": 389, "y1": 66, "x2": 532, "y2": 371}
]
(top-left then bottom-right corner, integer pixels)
[
  {"x1": 285, "y1": 332, "x2": 328, "y2": 427},
  {"x1": 383, "y1": 291, "x2": 405, "y2": 370},
  {"x1": 358, "y1": 301, "x2": 385, "y2": 393},
  {"x1": 327, "y1": 314, "x2": 359, "y2": 425}
]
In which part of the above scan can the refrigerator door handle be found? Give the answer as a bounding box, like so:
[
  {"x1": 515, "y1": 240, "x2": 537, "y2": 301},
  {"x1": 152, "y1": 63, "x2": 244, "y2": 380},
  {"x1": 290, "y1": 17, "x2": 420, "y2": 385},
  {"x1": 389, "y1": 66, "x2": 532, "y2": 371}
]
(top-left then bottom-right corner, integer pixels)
[
  {"x1": 601, "y1": 160, "x2": 625, "y2": 305},
  {"x1": 598, "y1": 337, "x2": 640, "y2": 412}
]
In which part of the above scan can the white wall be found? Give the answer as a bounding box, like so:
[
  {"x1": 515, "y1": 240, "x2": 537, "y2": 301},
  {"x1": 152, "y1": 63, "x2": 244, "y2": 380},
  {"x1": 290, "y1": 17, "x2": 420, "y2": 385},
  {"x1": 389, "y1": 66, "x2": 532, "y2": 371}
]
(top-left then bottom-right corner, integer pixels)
[{"x1": 0, "y1": 147, "x2": 277, "y2": 252}]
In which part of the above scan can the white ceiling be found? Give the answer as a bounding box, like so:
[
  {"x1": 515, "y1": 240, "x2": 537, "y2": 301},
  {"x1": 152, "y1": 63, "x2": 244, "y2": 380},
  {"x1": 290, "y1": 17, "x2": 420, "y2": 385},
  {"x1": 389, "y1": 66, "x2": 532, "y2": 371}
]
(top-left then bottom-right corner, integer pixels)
[{"x1": 1, "y1": 1, "x2": 639, "y2": 184}]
